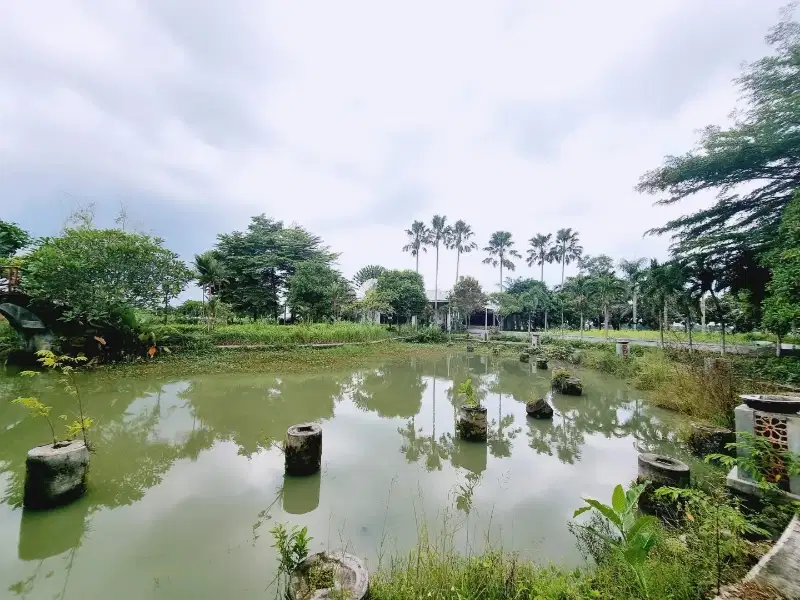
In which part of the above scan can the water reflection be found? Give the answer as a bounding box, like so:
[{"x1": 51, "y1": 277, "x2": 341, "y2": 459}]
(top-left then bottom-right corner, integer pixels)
[{"x1": 0, "y1": 353, "x2": 698, "y2": 600}]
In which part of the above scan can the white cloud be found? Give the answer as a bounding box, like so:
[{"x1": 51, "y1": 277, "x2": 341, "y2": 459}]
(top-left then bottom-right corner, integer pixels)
[{"x1": 0, "y1": 0, "x2": 786, "y2": 293}]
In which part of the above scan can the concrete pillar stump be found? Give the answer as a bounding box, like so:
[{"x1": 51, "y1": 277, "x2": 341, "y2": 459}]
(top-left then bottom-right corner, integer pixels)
[
  {"x1": 526, "y1": 398, "x2": 554, "y2": 419},
  {"x1": 687, "y1": 423, "x2": 735, "y2": 457},
  {"x1": 615, "y1": 339, "x2": 630, "y2": 358},
  {"x1": 457, "y1": 406, "x2": 488, "y2": 442},
  {"x1": 535, "y1": 358, "x2": 548, "y2": 370},
  {"x1": 290, "y1": 551, "x2": 369, "y2": 600},
  {"x1": 285, "y1": 424, "x2": 323, "y2": 476},
  {"x1": 23, "y1": 440, "x2": 89, "y2": 510}
]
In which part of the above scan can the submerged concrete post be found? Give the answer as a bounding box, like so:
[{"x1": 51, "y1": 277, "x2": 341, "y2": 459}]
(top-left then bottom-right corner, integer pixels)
[
  {"x1": 23, "y1": 440, "x2": 90, "y2": 510},
  {"x1": 285, "y1": 424, "x2": 323, "y2": 476},
  {"x1": 615, "y1": 339, "x2": 630, "y2": 358},
  {"x1": 519, "y1": 352, "x2": 529, "y2": 363},
  {"x1": 535, "y1": 358, "x2": 548, "y2": 370},
  {"x1": 457, "y1": 406, "x2": 488, "y2": 442},
  {"x1": 687, "y1": 423, "x2": 735, "y2": 457},
  {"x1": 531, "y1": 333, "x2": 540, "y2": 347}
]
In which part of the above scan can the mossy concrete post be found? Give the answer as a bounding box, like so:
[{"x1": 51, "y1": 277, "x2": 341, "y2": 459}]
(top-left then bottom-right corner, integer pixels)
[
  {"x1": 23, "y1": 440, "x2": 89, "y2": 510},
  {"x1": 535, "y1": 358, "x2": 548, "y2": 370},
  {"x1": 285, "y1": 424, "x2": 322, "y2": 476},
  {"x1": 637, "y1": 453, "x2": 690, "y2": 515},
  {"x1": 457, "y1": 406, "x2": 487, "y2": 442},
  {"x1": 290, "y1": 550, "x2": 369, "y2": 600},
  {"x1": 466, "y1": 345, "x2": 474, "y2": 353},
  {"x1": 687, "y1": 423, "x2": 735, "y2": 457},
  {"x1": 615, "y1": 339, "x2": 630, "y2": 359},
  {"x1": 526, "y1": 398, "x2": 554, "y2": 419},
  {"x1": 531, "y1": 333, "x2": 540, "y2": 347},
  {"x1": 519, "y1": 352, "x2": 529, "y2": 363}
]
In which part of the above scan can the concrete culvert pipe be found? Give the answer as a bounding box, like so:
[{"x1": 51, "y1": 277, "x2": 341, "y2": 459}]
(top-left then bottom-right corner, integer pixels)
[
  {"x1": 637, "y1": 453, "x2": 691, "y2": 489},
  {"x1": 289, "y1": 550, "x2": 369, "y2": 600},
  {"x1": 23, "y1": 440, "x2": 89, "y2": 510},
  {"x1": 285, "y1": 423, "x2": 323, "y2": 476}
]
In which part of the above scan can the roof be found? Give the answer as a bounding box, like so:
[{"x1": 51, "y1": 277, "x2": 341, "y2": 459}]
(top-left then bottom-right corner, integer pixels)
[{"x1": 425, "y1": 289, "x2": 451, "y2": 303}]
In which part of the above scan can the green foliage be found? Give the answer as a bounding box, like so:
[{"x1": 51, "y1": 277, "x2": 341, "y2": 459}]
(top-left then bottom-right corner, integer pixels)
[
  {"x1": 706, "y1": 431, "x2": 800, "y2": 492},
  {"x1": 482, "y1": 231, "x2": 521, "y2": 286},
  {"x1": 271, "y1": 523, "x2": 312, "y2": 576},
  {"x1": 0, "y1": 220, "x2": 31, "y2": 258},
  {"x1": 288, "y1": 261, "x2": 354, "y2": 322},
  {"x1": 449, "y1": 276, "x2": 487, "y2": 319},
  {"x1": 458, "y1": 377, "x2": 479, "y2": 408},
  {"x1": 12, "y1": 350, "x2": 93, "y2": 445},
  {"x1": 12, "y1": 396, "x2": 57, "y2": 444},
  {"x1": 550, "y1": 228, "x2": 582, "y2": 284},
  {"x1": 526, "y1": 233, "x2": 553, "y2": 281},
  {"x1": 22, "y1": 228, "x2": 190, "y2": 326},
  {"x1": 573, "y1": 482, "x2": 657, "y2": 597},
  {"x1": 404, "y1": 326, "x2": 447, "y2": 344},
  {"x1": 210, "y1": 322, "x2": 392, "y2": 346},
  {"x1": 374, "y1": 270, "x2": 427, "y2": 319},
  {"x1": 402, "y1": 221, "x2": 429, "y2": 271},
  {"x1": 551, "y1": 368, "x2": 572, "y2": 392},
  {"x1": 762, "y1": 191, "x2": 800, "y2": 341},
  {"x1": 352, "y1": 264, "x2": 386, "y2": 287},
  {"x1": 214, "y1": 215, "x2": 336, "y2": 320}
]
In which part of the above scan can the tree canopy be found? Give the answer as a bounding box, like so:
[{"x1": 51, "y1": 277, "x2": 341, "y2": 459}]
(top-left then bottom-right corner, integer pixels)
[
  {"x1": 288, "y1": 261, "x2": 353, "y2": 322},
  {"x1": 449, "y1": 276, "x2": 487, "y2": 318},
  {"x1": 22, "y1": 228, "x2": 191, "y2": 325},
  {"x1": 213, "y1": 215, "x2": 336, "y2": 319},
  {"x1": 0, "y1": 221, "x2": 31, "y2": 259},
  {"x1": 762, "y1": 191, "x2": 800, "y2": 341},
  {"x1": 374, "y1": 270, "x2": 427, "y2": 320}
]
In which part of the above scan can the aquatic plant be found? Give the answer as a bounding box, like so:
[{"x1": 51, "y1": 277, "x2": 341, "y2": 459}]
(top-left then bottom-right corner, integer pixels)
[{"x1": 458, "y1": 377, "x2": 480, "y2": 408}]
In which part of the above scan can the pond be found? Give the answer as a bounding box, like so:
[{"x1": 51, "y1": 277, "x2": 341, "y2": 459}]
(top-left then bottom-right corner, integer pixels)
[{"x1": 0, "y1": 352, "x2": 696, "y2": 599}]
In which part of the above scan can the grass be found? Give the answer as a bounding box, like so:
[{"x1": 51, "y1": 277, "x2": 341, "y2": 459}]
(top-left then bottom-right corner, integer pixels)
[
  {"x1": 207, "y1": 322, "x2": 394, "y2": 345},
  {"x1": 96, "y1": 341, "x2": 449, "y2": 377},
  {"x1": 547, "y1": 328, "x2": 799, "y2": 346}
]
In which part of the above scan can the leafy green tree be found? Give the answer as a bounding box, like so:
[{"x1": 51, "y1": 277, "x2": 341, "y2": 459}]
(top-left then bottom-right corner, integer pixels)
[
  {"x1": 214, "y1": 215, "x2": 335, "y2": 320},
  {"x1": 578, "y1": 254, "x2": 615, "y2": 277},
  {"x1": 374, "y1": 270, "x2": 427, "y2": 322},
  {"x1": 526, "y1": 233, "x2": 553, "y2": 282},
  {"x1": 449, "y1": 276, "x2": 487, "y2": 326},
  {"x1": 402, "y1": 220, "x2": 429, "y2": 273},
  {"x1": 588, "y1": 274, "x2": 626, "y2": 338},
  {"x1": 0, "y1": 221, "x2": 31, "y2": 259},
  {"x1": 427, "y1": 215, "x2": 451, "y2": 321},
  {"x1": 641, "y1": 260, "x2": 686, "y2": 348},
  {"x1": 762, "y1": 192, "x2": 800, "y2": 354},
  {"x1": 287, "y1": 261, "x2": 350, "y2": 322},
  {"x1": 619, "y1": 258, "x2": 648, "y2": 330},
  {"x1": 22, "y1": 228, "x2": 190, "y2": 326},
  {"x1": 563, "y1": 274, "x2": 593, "y2": 337},
  {"x1": 483, "y1": 231, "x2": 521, "y2": 293},
  {"x1": 447, "y1": 220, "x2": 478, "y2": 284},
  {"x1": 192, "y1": 251, "x2": 227, "y2": 328},
  {"x1": 637, "y1": 11, "x2": 799, "y2": 308},
  {"x1": 352, "y1": 264, "x2": 386, "y2": 288}
]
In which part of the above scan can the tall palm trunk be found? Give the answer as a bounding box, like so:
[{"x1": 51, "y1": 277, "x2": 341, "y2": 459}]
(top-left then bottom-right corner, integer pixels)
[
  {"x1": 660, "y1": 300, "x2": 666, "y2": 348},
  {"x1": 455, "y1": 250, "x2": 461, "y2": 284},
  {"x1": 687, "y1": 308, "x2": 693, "y2": 353},
  {"x1": 540, "y1": 261, "x2": 544, "y2": 283},
  {"x1": 415, "y1": 253, "x2": 419, "y2": 273},
  {"x1": 604, "y1": 306, "x2": 610, "y2": 339},
  {"x1": 434, "y1": 243, "x2": 439, "y2": 324},
  {"x1": 580, "y1": 309, "x2": 584, "y2": 339},
  {"x1": 632, "y1": 289, "x2": 638, "y2": 331},
  {"x1": 560, "y1": 255, "x2": 566, "y2": 334}
]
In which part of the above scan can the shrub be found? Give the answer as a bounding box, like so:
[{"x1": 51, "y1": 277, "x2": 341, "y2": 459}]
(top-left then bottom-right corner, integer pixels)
[{"x1": 404, "y1": 326, "x2": 448, "y2": 344}]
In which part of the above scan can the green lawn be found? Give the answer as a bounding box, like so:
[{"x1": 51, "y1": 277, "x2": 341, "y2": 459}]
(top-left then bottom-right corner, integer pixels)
[
  {"x1": 547, "y1": 328, "x2": 793, "y2": 345},
  {"x1": 206, "y1": 322, "x2": 394, "y2": 345}
]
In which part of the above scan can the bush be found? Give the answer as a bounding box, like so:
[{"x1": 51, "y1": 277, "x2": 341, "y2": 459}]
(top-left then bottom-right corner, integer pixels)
[{"x1": 404, "y1": 326, "x2": 448, "y2": 344}]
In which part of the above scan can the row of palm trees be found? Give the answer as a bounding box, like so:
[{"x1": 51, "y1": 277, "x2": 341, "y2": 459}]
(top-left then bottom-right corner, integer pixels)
[{"x1": 403, "y1": 219, "x2": 585, "y2": 324}]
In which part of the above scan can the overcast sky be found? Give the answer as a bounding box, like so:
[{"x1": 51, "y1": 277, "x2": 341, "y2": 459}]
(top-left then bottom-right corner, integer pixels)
[{"x1": 0, "y1": 0, "x2": 786, "y2": 296}]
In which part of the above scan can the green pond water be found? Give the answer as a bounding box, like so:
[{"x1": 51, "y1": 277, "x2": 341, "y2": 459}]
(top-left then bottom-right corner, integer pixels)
[{"x1": 0, "y1": 353, "x2": 696, "y2": 599}]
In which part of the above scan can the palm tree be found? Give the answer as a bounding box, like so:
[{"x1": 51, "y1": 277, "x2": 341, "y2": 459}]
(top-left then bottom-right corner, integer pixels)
[
  {"x1": 402, "y1": 221, "x2": 430, "y2": 273},
  {"x1": 563, "y1": 275, "x2": 592, "y2": 338},
  {"x1": 483, "y1": 231, "x2": 521, "y2": 294},
  {"x1": 588, "y1": 274, "x2": 626, "y2": 339},
  {"x1": 353, "y1": 264, "x2": 386, "y2": 288},
  {"x1": 641, "y1": 260, "x2": 686, "y2": 348},
  {"x1": 428, "y1": 215, "x2": 451, "y2": 324},
  {"x1": 448, "y1": 220, "x2": 478, "y2": 284},
  {"x1": 526, "y1": 233, "x2": 553, "y2": 282},
  {"x1": 193, "y1": 251, "x2": 226, "y2": 329},
  {"x1": 618, "y1": 258, "x2": 648, "y2": 331},
  {"x1": 550, "y1": 228, "x2": 583, "y2": 332}
]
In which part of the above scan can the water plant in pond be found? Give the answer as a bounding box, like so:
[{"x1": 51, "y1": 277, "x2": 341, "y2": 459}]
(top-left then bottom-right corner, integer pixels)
[
  {"x1": 572, "y1": 482, "x2": 657, "y2": 598},
  {"x1": 13, "y1": 350, "x2": 93, "y2": 446}
]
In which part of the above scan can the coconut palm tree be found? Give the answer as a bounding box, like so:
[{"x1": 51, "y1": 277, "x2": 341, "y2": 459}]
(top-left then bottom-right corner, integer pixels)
[
  {"x1": 526, "y1": 233, "x2": 553, "y2": 282},
  {"x1": 588, "y1": 273, "x2": 626, "y2": 339},
  {"x1": 448, "y1": 220, "x2": 478, "y2": 284},
  {"x1": 550, "y1": 228, "x2": 583, "y2": 332},
  {"x1": 618, "y1": 257, "x2": 648, "y2": 331},
  {"x1": 193, "y1": 251, "x2": 226, "y2": 329},
  {"x1": 427, "y1": 215, "x2": 451, "y2": 323},
  {"x1": 482, "y1": 231, "x2": 521, "y2": 294},
  {"x1": 402, "y1": 220, "x2": 430, "y2": 273},
  {"x1": 641, "y1": 260, "x2": 686, "y2": 348}
]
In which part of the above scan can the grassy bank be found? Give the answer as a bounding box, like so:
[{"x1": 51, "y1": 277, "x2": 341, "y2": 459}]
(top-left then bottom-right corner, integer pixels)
[
  {"x1": 96, "y1": 341, "x2": 450, "y2": 377},
  {"x1": 542, "y1": 328, "x2": 799, "y2": 346}
]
